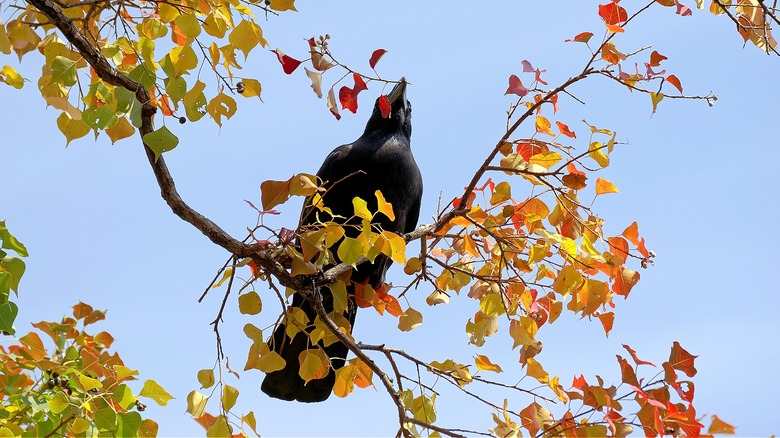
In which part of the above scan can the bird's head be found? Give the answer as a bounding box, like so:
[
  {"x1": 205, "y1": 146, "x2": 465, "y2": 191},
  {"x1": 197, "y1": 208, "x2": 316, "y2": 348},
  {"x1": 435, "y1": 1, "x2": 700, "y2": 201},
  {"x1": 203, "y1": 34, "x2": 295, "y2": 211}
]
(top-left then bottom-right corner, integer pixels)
[{"x1": 365, "y1": 78, "x2": 412, "y2": 139}]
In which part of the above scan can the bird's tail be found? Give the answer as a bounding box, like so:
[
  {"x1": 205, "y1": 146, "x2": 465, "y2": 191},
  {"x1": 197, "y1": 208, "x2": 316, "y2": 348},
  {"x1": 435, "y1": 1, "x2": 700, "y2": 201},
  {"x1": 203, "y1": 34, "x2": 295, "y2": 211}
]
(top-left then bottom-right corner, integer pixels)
[{"x1": 260, "y1": 285, "x2": 356, "y2": 403}]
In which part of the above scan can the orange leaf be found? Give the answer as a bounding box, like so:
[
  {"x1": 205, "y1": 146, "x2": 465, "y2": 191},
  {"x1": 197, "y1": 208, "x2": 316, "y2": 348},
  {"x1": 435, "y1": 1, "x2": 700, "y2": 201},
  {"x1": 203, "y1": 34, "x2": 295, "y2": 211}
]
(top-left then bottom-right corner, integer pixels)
[
  {"x1": 598, "y1": 312, "x2": 614, "y2": 336},
  {"x1": 595, "y1": 177, "x2": 619, "y2": 195},
  {"x1": 668, "y1": 341, "x2": 697, "y2": 377},
  {"x1": 605, "y1": 24, "x2": 624, "y2": 33},
  {"x1": 474, "y1": 354, "x2": 503, "y2": 373},
  {"x1": 351, "y1": 358, "x2": 374, "y2": 388},
  {"x1": 260, "y1": 177, "x2": 292, "y2": 210},
  {"x1": 555, "y1": 121, "x2": 576, "y2": 138},
  {"x1": 707, "y1": 415, "x2": 736, "y2": 435},
  {"x1": 623, "y1": 344, "x2": 655, "y2": 367},
  {"x1": 649, "y1": 50, "x2": 667, "y2": 66},
  {"x1": 621, "y1": 221, "x2": 641, "y2": 245},
  {"x1": 666, "y1": 74, "x2": 683, "y2": 93},
  {"x1": 565, "y1": 31, "x2": 594, "y2": 43},
  {"x1": 616, "y1": 355, "x2": 639, "y2": 386}
]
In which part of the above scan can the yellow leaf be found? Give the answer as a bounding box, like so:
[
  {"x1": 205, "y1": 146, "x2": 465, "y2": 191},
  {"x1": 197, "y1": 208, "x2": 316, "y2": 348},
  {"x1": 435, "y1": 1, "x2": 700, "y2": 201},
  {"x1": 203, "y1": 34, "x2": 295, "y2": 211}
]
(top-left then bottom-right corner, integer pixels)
[
  {"x1": 588, "y1": 141, "x2": 610, "y2": 168},
  {"x1": 529, "y1": 151, "x2": 562, "y2": 169},
  {"x1": 535, "y1": 115, "x2": 553, "y2": 135},
  {"x1": 239, "y1": 78, "x2": 262, "y2": 99},
  {"x1": 475, "y1": 354, "x2": 503, "y2": 373},
  {"x1": 105, "y1": 116, "x2": 135, "y2": 144},
  {"x1": 238, "y1": 291, "x2": 262, "y2": 315},
  {"x1": 269, "y1": 0, "x2": 297, "y2": 11},
  {"x1": 229, "y1": 20, "x2": 267, "y2": 59},
  {"x1": 139, "y1": 379, "x2": 174, "y2": 406},
  {"x1": 0, "y1": 65, "x2": 24, "y2": 89},
  {"x1": 56, "y1": 112, "x2": 90, "y2": 146},
  {"x1": 509, "y1": 317, "x2": 539, "y2": 349},
  {"x1": 490, "y1": 181, "x2": 511, "y2": 205},
  {"x1": 426, "y1": 290, "x2": 450, "y2": 306},
  {"x1": 375, "y1": 190, "x2": 395, "y2": 221},
  {"x1": 256, "y1": 351, "x2": 286, "y2": 373},
  {"x1": 186, "y1": 390, "x2": 208, "y2": 417},
  {"x1": 172, "y1": 13, "x2": 200, "y2": 45},
  {"x1": 197, "y1": 369, "x2": 215, "y2": 388},
  {"x1": 206, "y1": 92, "x2": 236, "y2": 126},
  {"x1": 298, "y1": 348, "x2": 330, "y2": 384},
  {"x1": 650, "y1": 91, "x2": 664, "y2": 114},
  {"x1": 0, "y1": 25, "x2": 11, "y2": 55},
  {"x1": 221, "y1": 385, "x2": 239, "y2": 412},
  {"x1": 595, "y1": 177, "x2": 619, "y2": 195},
  {"x1": 383, "y1": 231, "x2": 407, "y2": 264},
  {"x1": 525, "y1": 357, "x2": 549, "y2": 383},
  {"x1": 352, "y1": 196, "x2": 372, "y2": 221},
  {"x1": 398, "y1": 307, "x2": 423, "y2": 331},
  {"x1": 206, "y1": 415, "x2": 230, "y2": 438},
  {"x1": 333, "y1": 364, "x2": 357, "y2": 398},
  {"x1": 78, "y1": 374, "x2": 103, "y2": 391}
]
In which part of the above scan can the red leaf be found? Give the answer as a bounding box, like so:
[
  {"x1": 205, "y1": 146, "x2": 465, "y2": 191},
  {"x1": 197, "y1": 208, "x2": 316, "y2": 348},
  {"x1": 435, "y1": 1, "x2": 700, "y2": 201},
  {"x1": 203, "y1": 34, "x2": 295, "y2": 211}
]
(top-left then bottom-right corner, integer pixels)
[
  {"x1": 623, "y1": 344, "x2": 655, "y2": 367},
  {"x1": 352, "y1": 73, "x2": 368, "y2": 93},
  {"x1": 368, "y1": 49, "x2": 387, "y2": 69},
  {"x1": 555, "y1": 121, "x2": 576, "y2": 138},
  {"x1": 339, "y1": 86, "x2": 357, "y2": 113},
  {"x1": 649, "y1": 50, "x2": 667, "y2": 66},
  {"x1": 572, "y1": 374, "x2": 587, "y2": 390},
  {"x1": 504, "y1": 74, "x2": 528, "y2": 97},
  {"x1": 598, "y1": 2, "x2": 628, "y2": 25},
  {"x1": 273, "y1": 49, "x2": 302, "y2": 74},
  {"x1": 666, "y1": 74, "x2": 683, "y2": 93},
  {"x1": 669, "y1": 341, "x2": 697, "y2": 377},
  {"x1": 378, "y1": 95, "x2": 391, "y2": 118}
]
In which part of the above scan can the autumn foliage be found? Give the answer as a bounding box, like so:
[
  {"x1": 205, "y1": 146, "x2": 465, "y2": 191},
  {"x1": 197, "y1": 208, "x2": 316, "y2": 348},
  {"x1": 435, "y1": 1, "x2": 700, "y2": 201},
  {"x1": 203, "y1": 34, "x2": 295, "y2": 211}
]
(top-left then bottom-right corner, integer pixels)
[{"x1": 2, "y1": 0, "x2": 771, "y2": 435}]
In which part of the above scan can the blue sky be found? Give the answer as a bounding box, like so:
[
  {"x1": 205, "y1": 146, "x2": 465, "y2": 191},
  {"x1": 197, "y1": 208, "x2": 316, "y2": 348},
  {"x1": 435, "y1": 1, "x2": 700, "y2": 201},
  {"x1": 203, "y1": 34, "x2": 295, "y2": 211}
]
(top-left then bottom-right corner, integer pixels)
[{"x1": 2, "y1": 1, "x2": 779, "y2": 436}]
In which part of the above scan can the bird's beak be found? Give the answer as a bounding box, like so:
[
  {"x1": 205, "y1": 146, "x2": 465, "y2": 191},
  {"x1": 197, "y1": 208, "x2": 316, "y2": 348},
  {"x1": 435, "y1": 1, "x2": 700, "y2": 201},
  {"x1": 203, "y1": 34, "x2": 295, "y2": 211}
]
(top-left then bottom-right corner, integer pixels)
[{"x1": 387, "y1": 77, "x2": 408, "y2": 110}]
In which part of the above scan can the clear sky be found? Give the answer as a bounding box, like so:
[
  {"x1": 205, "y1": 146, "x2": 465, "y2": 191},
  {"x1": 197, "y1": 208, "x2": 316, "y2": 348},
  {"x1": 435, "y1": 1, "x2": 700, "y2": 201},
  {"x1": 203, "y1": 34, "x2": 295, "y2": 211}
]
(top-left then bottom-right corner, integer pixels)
[{"x1": 2, "y1": 1, "x2": 779, "y2": 436}]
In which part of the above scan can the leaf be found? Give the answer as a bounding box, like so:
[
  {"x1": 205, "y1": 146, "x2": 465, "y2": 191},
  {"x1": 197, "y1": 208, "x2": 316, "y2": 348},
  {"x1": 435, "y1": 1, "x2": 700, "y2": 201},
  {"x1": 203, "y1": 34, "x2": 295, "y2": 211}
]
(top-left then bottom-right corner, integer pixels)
[
  {"x1": 298, "y1": 348, "x2": 330, "y2": 383},
  {"x1": 50, "y1": 56, "x2": 77, "y2": 86},
  {"x1": 56, "y1": 112, "x2": 90, "y2": 146},
  {"x1": 111, "y1": 384, "x2": 138, "y2": 410},
  {"x1": 525, "y1": 357, "x2": 549, "y2": 383},
  {"x1": 369, "y1": 49, "x2": 387, "y2": 68},
  {"x1": 535, "y1": 115, "x2": 553, "y2": 136},
  {"x1": 260, "y1": 178, "x2": 292, "y2": 210},
  {"x1": 143, "y1": 126, "x2": 179, "y2": 160},
  {"x1": 490, "y1": 181, "x2": 511, "y2": 205},
  {"x1": 230, "y1": 20, "x2": 267, "y2": 59},
  {"x1": 256, "y1": 351, "x2": 286, "y2": 373},
  {"x1": 398, "y1": 307, "x2": 423, "y2": 331},
  {"x1": 707, "y1": 415, "x2": 736, "y2": 435},
  {"x1": 337, "y1": 237, "x2": 366, "y2": 266},
  {"x1": 666, "y1": 74, "x2": 683, "y2": 93},
  {"x1": 186, "y1": 390, "x2": 208, "y2": 417},
  {"x1": 105, "y1": 117, "x2": 135, "y2": 144},
  {"x1": 669, "y1": 341, "x2": 697, "y2": 377},
  {"x1": 198, "y1": 369, "x2": 215, "y2": 388},
  {"x1": 375, "y1": 190, "x2": 395, "y2": 220},
  {"x1": 650, "y1": 92, "x2": 664, "y2": 114},
  {"x1": 475, "y1": 355, "x2": 503, "y2": 372},
  {"x1": 48, "y1": 391, "x2": 70, "y2": 414},
  {"x1": 206, "y1": 415, "x2": 231, "y2": 438},
  {"x1": 555, "y1": 121, "x2": 576, "y2": 138},
  {"x1": 333, "y1": 364, "x2": 357, "y2": 398},
  {"x1": 595, "y1": 177, "x2": 619, "y2": 195},
  {"x1": 269, "y1": 0, "x2": 296, "y2": 11},
  {"x1": 649, "y1": 50, "x2": 667, "y2": 66},
  {"x1": 598, "y1": 2, "x2": 628, "y2": 25},
  {"x1": 0, "y1": 65, "x2": 24, "y2": 89},
  {"x1": 352, "y1": 196, "x2": 373, "y2": 221},
  {"x1": 238, "y1": 291, "x2": 262, "y2": 315},
  {"x1": 238, "y1": 78, "x2": 262, "y2": 99},
  {"x1": 79, "y1": 373, "x2": 103, "y2": 391},
  {"x1": 505, "y1": 74, "x2": 528, "y2": 97},
  {"x1": 221, "y1": 384, "x2": 238, "y2": 411},
  {"x1": 565, "y1": 31, "x2": 594, "y2": 43},
  {"x1": 305, "y1": 68, "x2": 323, "y2": 98},
  {"x1": 326, "y1": 86, "x2": 341, "y2": 120},
  {"x1": 598, "y1": 311, "x2": 614, "y2": 336},
  {"x1": 139, "y1": 379, "x2": 174, "y2": 406},
  {"x1": 378, "y1": 95, "x2": 391, "y2": 118},
  {"x1": 588, "y1": 141, "x2": 610, "y2": 168},
  {"x1": 206, "y1": 92, "x2": 237, "y2": 126},
  {"x1": 272, "y1": 48, "x2": 302, "y2": 74},
  {"x1": 623, "y1": 344, "x2": 655, "y2": 367}
]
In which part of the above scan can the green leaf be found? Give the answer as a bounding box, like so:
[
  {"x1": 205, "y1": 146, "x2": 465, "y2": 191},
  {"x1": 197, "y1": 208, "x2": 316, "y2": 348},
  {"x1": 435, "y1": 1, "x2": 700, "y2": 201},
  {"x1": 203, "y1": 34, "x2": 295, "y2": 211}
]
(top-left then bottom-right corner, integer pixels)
[
  {"x1": 48, "y1": 391, "x2": 70, "y2": 414},
  {"x1": 116, "y1": 412, "x2": 142, "y2": 437},
  {"x1": 337, "y1": 237, "x2": 366, "y2": 267},
  {"x1": 111, "y1": 384, "x2": 138, "y2": 410},
  {"x1": 79, "y1": 373, "x2": 103, "y2": 391},
  {"x1": 221, "y1": 384, "x2": 238, "y2": 412},
  {"x1": 0, "y1": 221, "x2": 27, "y2": 257},
  {"x1": 0, "y1": 301, "x2": 18, "y2": 334},
  {"x1": 139, "y1": 379, "x2": 174, "y2": 406},
  {"x1": 95, "y1": 406, "x2": 117, "y2": 432},
  {"x1": 50, "y1": 56, "x2": 77, "y2": 86},
  {"x1": 82, "y1": 105, "x2": 118, "y2": 131},
  {"x1": 183, "y1": 80, "x2": 207, "y2": 122},
  {"x1": 238, "y1": 291, "x2": 262, "y2": 315},
  {"x1": 143, "y1": 126, "x2": 179, "y2": 160}
]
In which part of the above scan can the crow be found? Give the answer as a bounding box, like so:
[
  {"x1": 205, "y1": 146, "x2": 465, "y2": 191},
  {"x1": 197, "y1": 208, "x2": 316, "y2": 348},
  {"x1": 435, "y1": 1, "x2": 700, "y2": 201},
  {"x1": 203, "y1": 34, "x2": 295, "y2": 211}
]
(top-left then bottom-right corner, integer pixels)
[{"x1": 261, "y1": 79, "x2": 423, "y2": 402}]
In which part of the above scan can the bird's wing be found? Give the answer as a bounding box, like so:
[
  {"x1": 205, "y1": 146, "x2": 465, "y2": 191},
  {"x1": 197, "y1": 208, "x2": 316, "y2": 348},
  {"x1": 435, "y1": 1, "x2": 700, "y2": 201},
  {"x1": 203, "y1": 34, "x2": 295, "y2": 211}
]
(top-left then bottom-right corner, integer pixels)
[{"x1": 315, "y1": 143, "x2": 353, "y2": 184}]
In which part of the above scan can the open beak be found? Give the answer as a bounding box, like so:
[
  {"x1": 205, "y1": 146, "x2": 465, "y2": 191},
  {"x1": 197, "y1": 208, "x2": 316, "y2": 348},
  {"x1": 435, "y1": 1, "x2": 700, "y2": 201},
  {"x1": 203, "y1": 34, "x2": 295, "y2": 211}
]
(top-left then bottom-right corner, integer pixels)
[{"x1": 387, "y1": 77, "x2": 408, "y2": 110}]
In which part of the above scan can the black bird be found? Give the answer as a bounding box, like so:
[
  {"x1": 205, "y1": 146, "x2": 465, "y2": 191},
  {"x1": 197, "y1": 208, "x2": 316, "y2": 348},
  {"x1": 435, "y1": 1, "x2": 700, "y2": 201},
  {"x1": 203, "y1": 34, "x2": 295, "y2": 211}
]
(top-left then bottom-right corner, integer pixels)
[{"x1": 261, "y1": 79, "x2": 423, "y2": 402}]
